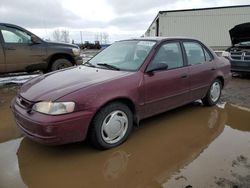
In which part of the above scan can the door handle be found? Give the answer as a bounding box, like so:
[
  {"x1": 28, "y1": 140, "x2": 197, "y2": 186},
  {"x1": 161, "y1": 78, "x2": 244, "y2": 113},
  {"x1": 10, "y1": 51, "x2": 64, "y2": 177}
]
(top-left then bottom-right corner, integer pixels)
[
  {"x1": 5, "y1": 47, "x2": 16, "y2": 50},
  {"x1": 211, "y1": 68, "x2": 216, "y2": 71},
  {"x1": 180, "y1": 74, "x2": 188, "y2": 78}
]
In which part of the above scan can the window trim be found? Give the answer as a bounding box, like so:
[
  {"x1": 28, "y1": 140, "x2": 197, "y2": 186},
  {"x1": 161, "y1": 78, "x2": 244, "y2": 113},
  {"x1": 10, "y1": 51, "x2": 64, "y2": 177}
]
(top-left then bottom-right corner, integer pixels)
[
  {"x1": 0, "y1": 27, "x2": 5, "y2": 44},
  {"x1": 202, "y1": 47, "x2": 213, "y2": 62}
]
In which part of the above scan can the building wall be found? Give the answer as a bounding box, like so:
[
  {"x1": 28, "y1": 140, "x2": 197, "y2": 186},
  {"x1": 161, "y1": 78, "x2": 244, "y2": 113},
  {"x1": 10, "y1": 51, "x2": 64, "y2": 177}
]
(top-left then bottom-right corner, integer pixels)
[{"x1": 146, "y1": 6, "x2": 250, "y2": 50}]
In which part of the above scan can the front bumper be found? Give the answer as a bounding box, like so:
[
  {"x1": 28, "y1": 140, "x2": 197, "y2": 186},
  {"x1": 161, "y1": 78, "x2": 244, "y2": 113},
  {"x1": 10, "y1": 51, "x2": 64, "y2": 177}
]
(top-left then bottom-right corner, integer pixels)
[
  {"x1": 11, "y1": 98, "x2": 93, "y2": 145},
  {"x1": 230, "y1": 60, "x2": 250, "y2": 73},
  {"x1": 74, "y1": 56, "x2": 83, "y2": 65}
]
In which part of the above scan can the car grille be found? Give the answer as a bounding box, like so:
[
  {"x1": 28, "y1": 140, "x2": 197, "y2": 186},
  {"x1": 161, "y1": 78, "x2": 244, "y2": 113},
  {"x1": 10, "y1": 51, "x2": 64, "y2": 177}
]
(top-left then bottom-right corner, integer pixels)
[
  {"x1": 16, "y1": 96, "x2": 33, "y2": 109},
  {"x1": 230, "y1": 51, "x2": 250, "y2": 62}
]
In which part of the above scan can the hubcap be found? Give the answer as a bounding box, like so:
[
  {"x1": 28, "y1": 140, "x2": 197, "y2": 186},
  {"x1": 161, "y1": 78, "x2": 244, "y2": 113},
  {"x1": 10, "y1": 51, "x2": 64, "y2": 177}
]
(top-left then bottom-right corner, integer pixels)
[
  {"x1": 101, "y1": 110, "x2": 128, "y2": 144},
  {"x1": 57, "y1": 63, "x2": 69, "y2": 70},
  {"x1": 210, "y1": 82, "x2": 221, "y2": 102}
]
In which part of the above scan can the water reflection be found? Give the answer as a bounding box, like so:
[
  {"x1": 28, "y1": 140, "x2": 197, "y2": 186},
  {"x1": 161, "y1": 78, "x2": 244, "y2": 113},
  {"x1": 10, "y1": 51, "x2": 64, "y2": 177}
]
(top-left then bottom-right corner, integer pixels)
[
  {"x1": 0, "y1": 102, "x2": 249, "y2": 188},
  {"x1": 103, "y1": 151, "x2": 130, "y2": 180},
  {"x1": 0, "y1": 86, "x2": 22, "y2": 143},
  {"x1": 16, "y1": 104, "x2": 227, "y2": 188}
]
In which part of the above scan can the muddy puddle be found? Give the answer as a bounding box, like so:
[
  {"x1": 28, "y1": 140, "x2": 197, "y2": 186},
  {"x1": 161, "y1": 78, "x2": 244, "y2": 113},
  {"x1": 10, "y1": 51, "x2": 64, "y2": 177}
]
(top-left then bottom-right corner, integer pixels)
[
  {"x1": 0, "y1": 86, "x2": 22, "y2": 143},
  {"x1": 0, "y1": 88, "x2": 250, "y2": 188}
]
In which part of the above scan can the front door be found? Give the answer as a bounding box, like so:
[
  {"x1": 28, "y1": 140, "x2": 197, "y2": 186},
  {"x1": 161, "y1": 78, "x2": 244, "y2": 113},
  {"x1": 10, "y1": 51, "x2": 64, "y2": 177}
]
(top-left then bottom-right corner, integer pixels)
[
  {"x1": 0, "y1": 26, "x2": 46, "y2": 72},
  {"x1": 143, "y1": 41, "x2": 190, "y2": 118}
]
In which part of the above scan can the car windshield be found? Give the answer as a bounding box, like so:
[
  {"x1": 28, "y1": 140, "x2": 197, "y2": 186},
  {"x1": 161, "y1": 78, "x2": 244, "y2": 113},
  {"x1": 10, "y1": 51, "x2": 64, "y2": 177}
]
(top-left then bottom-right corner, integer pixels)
[{"x1": 88, "y1": 40, "x2": 156, "y2": 71}]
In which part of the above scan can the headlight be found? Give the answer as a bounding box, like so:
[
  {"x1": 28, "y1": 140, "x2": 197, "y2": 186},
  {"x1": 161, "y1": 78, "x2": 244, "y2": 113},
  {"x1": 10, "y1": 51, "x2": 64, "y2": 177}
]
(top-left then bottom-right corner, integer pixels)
[
  {"x1": 32, "y1": 101, "x2": 75, "y2": 115},
  {"x1": 72, "y1": 48, "x2": 80, "y2": 56}
]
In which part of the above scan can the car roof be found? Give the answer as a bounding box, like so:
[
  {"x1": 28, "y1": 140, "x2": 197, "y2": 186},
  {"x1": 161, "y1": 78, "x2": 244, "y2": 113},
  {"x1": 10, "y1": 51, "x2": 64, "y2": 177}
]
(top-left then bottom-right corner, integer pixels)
[
  {"x1": 121, "y1": 36, "x2": 199, "y2": 42},
  {"x1": 0, "y1": 23, "x2": 20, "y2": 28},
  {"x1": 0, "y1": 23, "x2": 29, "y2": 32}
]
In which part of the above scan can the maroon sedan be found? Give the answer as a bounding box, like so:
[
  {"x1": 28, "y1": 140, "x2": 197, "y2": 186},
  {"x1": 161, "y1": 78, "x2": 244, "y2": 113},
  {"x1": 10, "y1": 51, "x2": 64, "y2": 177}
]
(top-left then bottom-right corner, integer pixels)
[{"x1": 11, "y1": 37, "x2": 231, "y2": 149}]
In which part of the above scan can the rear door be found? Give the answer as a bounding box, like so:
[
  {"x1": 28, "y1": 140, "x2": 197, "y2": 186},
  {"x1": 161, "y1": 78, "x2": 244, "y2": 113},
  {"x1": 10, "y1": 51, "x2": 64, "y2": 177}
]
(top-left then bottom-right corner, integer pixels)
[
  {"x1": 182, "y1": 41, "x2": 215, "y2": 101},
  {"x1": 143, "y1": 41, "x2": 190, "y2": 118},
  {"x1": 0, "y1": 26, "x2": 46, "y2": 72}
]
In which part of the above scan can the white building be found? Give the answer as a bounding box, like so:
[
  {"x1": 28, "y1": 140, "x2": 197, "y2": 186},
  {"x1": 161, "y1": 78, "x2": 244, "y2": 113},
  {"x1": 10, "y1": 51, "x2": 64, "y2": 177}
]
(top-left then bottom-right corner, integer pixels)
[{"x1": 145, "y1": 5, "x2": 250, "y2": 50}]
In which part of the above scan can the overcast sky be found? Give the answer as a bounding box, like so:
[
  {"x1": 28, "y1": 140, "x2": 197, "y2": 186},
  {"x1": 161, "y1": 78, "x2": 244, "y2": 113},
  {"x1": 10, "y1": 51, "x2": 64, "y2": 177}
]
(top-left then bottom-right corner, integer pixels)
[{"x1": 0, "y1": 0, "x2": 249, "y2": 43}]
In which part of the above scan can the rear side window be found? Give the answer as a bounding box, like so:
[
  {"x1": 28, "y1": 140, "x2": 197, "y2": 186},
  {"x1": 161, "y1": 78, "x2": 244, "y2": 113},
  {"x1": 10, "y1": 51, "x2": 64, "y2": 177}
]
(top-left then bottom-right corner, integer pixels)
[
  {"x1": 183, "y1": 42, "x2": 206, "y2": 65},
  {"x1": 150, "y1": 42, "x2": 184, "y2": 70}
]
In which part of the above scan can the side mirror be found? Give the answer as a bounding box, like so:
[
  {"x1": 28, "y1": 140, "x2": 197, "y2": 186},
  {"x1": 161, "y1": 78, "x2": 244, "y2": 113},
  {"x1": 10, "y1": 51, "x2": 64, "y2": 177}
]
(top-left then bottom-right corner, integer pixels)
[
  {"x1": 31, "y1": 35, "x2": 41, "y2": 44},
  {"x1": 146, "y1": 62, "x2": 168, "y2": 73}
]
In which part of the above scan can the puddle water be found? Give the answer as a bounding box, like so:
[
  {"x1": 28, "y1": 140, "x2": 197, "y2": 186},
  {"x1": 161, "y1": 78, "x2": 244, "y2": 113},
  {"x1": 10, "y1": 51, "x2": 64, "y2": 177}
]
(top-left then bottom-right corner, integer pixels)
[
  {"x1": 0, "y1": 89, "x2": 250, "y2": 188},
  {"x1": 0, "y1": 87, "x2": 22, "y2": 143}
]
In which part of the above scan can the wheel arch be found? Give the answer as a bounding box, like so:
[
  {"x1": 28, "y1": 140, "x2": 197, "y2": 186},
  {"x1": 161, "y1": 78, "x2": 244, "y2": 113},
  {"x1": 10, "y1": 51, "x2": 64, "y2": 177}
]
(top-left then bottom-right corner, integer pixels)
[
  {"x1": 216, "y1": 76, "x2": 224, "y2": 88},
  {"x1": 48, "y1": 53, "x2": 75, "y2": 69},
  {"x1": 88, "y1": 97, "x2": 139, "y2": 133}
]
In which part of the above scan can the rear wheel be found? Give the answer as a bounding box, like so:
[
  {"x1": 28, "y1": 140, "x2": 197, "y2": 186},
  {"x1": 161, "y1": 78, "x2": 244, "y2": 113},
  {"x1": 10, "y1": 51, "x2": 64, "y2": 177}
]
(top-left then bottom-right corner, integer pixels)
[
  {"x1": 50, "y1": 58, "x2": 73, "y2": 71},
  {"x1": 202, "y1": 79, "x2": 222, "y2": 106},
  {"x1": 89, "y1": 102, "x2": 133, "y2": 149}
]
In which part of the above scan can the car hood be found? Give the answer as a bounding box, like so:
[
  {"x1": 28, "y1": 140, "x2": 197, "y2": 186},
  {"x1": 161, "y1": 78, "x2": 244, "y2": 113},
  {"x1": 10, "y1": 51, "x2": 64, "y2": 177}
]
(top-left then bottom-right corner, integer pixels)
[
  {"x1": 46, "y1": 41, "x2": 78, "y2": 48},
  {"x1": 19, "y1": 66, "x2": 133, "y2": 102},
  {"x1": 229, "y1": 22, "x2": 250, "y2": 45}
]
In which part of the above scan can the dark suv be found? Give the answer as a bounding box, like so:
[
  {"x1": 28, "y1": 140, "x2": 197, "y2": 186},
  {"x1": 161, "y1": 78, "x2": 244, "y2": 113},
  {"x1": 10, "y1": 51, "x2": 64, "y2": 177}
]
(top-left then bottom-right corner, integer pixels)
[
  {"x1": 0, "y1": 23, "x2": 82, "y2": 73},
  {"x1": 227, "y1": 22, "x2": 250, "y2": 73}
]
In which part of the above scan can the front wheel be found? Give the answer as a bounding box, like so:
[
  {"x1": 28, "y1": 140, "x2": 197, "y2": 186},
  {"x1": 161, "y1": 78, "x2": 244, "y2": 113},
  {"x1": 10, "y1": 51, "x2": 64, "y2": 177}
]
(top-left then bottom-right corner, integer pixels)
[
  {"x1": 89, "y1": 102, "x2": 133, "y2": 149},
  {"x1": 202, "y1": 79, "x2": 222, "y2": 106},
  {"x1": 50, "y1": 58, "x2": 73, "y2": 71}
]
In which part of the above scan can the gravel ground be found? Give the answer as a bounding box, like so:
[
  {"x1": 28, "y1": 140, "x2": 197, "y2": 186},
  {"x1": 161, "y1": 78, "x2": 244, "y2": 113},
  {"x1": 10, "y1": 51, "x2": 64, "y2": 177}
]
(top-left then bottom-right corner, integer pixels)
[{"x1": 221, "y1": 75, "x2": 250, "y2": 108}]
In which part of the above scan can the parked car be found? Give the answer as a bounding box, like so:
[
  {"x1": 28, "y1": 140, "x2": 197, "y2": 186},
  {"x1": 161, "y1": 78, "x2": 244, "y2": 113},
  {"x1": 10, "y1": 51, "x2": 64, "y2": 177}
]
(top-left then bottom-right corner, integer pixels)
[
  {"x1": 0, "y1": 23, "x2": 82, "y2": 73},
  {"x1": 226, "y1": 22, "x2": 250, "y2": 73},
  {"x1": 11, "y1": 37, "x2": 231, "y2": 149}
]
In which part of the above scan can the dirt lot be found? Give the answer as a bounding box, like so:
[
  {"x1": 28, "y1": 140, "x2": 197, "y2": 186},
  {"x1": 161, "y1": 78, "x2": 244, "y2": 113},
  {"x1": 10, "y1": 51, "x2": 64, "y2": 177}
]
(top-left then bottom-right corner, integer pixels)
[
  {"x1": 0, "y1": 76, "x2": 249, "y2": 188},
  {"x1": 221, "y1": 75, "x2": 250, "y2": 108}
]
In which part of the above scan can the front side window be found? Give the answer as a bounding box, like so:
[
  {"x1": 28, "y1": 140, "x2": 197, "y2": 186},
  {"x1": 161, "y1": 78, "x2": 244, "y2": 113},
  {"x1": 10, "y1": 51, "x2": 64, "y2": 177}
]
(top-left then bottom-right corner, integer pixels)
[
  {"x1": 1, "y1": 27, "x2": 31, "y2": 44},
  {"x1": 148, "y1": 42, "x2": 184, "y2": 70},
  {"x1": 89, "y1": 40, "x2": 156, "y2": 71},
  {"x1": 183, "y1": 42, "x2": 206, "y2": 65}
]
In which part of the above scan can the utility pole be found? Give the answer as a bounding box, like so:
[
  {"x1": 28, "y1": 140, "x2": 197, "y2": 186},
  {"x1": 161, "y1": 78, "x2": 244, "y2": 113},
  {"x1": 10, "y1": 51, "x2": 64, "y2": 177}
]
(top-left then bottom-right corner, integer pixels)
[{"x1": 80, "y1": 31, "x2": 83, "y2": 44}]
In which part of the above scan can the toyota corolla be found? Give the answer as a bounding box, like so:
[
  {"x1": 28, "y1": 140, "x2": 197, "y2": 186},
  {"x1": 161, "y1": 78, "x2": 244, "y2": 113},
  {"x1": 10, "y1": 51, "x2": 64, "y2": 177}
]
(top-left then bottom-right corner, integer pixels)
[{"x1": 11, "y1": 37, "x2": 231, "y2": 149}]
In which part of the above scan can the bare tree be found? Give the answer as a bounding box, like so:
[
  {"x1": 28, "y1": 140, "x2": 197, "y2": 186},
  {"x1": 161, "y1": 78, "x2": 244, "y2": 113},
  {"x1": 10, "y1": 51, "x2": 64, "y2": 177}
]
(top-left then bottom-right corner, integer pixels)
[
  {"x1": 61, "y1": 30, "x2": 70, "y2": 43},
  {"x1": 95, "y1": 33, "x2": 99, "y2": 42},
  {"x1": 52, "y1": 29, "x2": 70, "y2": 43},
  {"x1": 52, "y1": 29, "x2": 61, "y2": 42},
  {"x1": 94, "y1": 32, "x2": 109, "y2": 44},
  {"x1": 102, "y1": 32, "x2": 109, "y2": 44}
]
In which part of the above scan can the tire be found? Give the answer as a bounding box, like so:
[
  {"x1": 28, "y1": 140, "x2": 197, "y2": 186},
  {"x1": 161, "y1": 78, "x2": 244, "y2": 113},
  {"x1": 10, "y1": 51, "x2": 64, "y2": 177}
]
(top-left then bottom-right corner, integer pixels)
[
  {"x1": 50, "y1": 58, "x2": 73, "y2": 71},
  {"x1": 89, "y1": 102, "x2": 133, "y2": 150},
  {"x1": 202, "y1": 79, "x2": 222, "y2": 106}
]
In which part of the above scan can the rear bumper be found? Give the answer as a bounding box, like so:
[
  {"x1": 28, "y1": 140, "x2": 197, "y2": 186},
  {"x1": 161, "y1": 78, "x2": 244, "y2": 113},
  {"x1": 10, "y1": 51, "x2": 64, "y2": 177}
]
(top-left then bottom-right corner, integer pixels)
[{"x1": 11, "y1": 98, "x2": 93, "y2": 145}]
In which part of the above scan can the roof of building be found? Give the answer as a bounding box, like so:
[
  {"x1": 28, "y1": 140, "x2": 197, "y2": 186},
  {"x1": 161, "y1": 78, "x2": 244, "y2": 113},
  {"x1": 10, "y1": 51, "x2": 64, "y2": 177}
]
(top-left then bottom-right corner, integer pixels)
[
  {"x1": 146, "y1": 4, "x2": 250, "y2": 33},
  {"x1": 159, "y1": 4, "x2": 250, "y2": 14}
]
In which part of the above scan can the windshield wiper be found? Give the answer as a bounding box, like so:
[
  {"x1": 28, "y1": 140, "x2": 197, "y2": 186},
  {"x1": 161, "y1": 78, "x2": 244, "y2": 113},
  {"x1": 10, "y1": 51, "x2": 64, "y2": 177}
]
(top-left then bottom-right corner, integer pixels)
[
  {"x1": 97, "y1": 63, "x2": 120, "y2": 71},
  {"x1": 84, "y1": 61, "x2": 96, "y2": 67}
]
